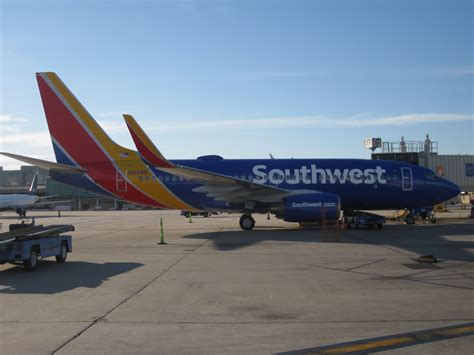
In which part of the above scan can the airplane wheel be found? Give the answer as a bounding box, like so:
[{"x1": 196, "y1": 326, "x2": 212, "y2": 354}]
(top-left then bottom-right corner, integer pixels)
[
  {"x1": 405, "y1": 215, "x2": 415, "y2": 225},
  {"x1": 239, "y1": 214, "x2": 255, "y2": 231}
]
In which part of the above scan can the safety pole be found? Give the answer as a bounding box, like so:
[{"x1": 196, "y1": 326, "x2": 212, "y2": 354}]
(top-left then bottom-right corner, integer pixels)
[{"x1": 158, "y1": 217, "x2": 167, "y2": 245}]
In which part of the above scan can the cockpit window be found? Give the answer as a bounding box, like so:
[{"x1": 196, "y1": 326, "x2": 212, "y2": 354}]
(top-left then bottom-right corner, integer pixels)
[{"x1": 425, "y1": 171, "x2": 439, "y2": 180}]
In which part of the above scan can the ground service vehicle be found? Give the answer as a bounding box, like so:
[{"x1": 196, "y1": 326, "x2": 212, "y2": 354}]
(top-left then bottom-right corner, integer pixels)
[{"x1": 0, "y1": 222, "x2": 73, "y2": 271}]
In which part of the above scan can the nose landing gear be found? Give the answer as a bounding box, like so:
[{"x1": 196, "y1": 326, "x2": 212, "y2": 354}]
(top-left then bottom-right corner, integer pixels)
[{"x1": 239, "y1": 214, "x2": 255, "y2": 231}]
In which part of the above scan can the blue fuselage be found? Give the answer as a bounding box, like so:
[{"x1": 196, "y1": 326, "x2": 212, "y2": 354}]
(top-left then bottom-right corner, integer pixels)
[
  {"x1": 155, "y1": 158, "x2": 459, "y2": 211},
  {"x1": 51, "y1": 157, "x2": 460, "y2": 212}
]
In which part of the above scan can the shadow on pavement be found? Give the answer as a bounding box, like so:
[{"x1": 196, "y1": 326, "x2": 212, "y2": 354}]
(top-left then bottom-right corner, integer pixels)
[
  {"x1": 184, "y1": 222, "x2": 474, "y2": 261},
  {"x1": 0, "y1": 261, "x2": 142, "y2": 294}
]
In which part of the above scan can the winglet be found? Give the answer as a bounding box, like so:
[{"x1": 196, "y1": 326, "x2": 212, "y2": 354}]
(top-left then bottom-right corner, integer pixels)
[{"x1": 123, "y1": 114, "x2": 175, "y2": 168}]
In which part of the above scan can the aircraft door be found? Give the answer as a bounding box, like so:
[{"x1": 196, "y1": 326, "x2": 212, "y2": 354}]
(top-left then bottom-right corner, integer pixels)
[
  {"x1": 401, "y1": 167, "x2": 413, "y2": 191},
  {"x1": 116, "y1": 171, "x2": 128, "y2": 192}
]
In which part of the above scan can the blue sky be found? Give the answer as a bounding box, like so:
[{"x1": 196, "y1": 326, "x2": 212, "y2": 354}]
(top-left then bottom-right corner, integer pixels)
[{"x1": 1, "y1": 0, "x2": 472, "y2": 169}]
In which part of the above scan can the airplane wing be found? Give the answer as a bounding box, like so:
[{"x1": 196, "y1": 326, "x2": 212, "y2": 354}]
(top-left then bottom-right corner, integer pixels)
[
  {"x1": 0, "y1": 152, "x2": 86, "y2": 174},
  {"x1": 123, "y1": 114, "x2": 292, "y2": 204}
]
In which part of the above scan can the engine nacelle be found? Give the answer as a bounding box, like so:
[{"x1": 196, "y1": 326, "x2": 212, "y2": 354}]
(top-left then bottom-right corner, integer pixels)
[{"x1": 280, "y1": 193, "x2": 341, "y2": 222}]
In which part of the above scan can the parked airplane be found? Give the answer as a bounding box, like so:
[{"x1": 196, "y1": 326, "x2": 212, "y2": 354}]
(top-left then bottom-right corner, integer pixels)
[
  {"x1": 0, "y1": 175, "x2": 62, "y2": 217},
  {"x1": 0, "y1": 73, "x2": 461, "y2": 230}
]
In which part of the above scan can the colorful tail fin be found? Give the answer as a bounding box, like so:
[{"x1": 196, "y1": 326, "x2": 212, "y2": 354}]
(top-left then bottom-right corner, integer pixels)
[
  {"x1": 36, "y1": 72, "x2": 130, "y2": 167},
  {"x1": 35, "y1": 73, "x2": 191, "y2": 209}
]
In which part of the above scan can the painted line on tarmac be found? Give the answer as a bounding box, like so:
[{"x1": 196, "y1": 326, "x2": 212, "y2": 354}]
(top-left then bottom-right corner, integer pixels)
[{"x1": 279, "y1": 322, "x2": 474, "y2": 354}]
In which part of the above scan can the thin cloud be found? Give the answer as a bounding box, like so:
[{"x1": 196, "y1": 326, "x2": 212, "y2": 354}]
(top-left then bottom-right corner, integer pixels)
[
  {"x1": 97, "y1": 120, "x2": 127, "y2": 133},
  {"x1": 144, "y1": 113, "x2": 473, "y2": 132},
  {"x1": 427, "y1": 65, "x2": 474, "y2": 77},
  {"x1": 233, "y1": 66, "x2": 474, "y2": 81},
  {"x1": 234, "y1": 69, "x2": 337, "y2": 80},
  {"x1": 0, "y1": 132, "x2": 51, "y2": 147},
  {"x1": 97, "y1": 112, "x2": 126, "y2": 118},
  {"x1": 0, "y1": 114, "x2": 28, "y2": 123}
]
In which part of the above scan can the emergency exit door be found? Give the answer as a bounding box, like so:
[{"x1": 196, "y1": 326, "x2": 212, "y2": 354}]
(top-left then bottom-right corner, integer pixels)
[
  {"x1": 401, "y1": 167, "x2": 413, "y2": 191},
  {"x1": 116, "y1": 171, "x2": 128, "y2": 192}
]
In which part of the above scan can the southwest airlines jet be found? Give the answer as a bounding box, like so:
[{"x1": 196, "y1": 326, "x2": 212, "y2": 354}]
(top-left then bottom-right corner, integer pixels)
[{"x1": 1, "y1": 73, "x2": 460, "y2": 230}]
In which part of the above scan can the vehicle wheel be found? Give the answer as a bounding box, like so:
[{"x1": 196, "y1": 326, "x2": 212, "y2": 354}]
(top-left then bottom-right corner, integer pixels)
[
  {"x1": 377, "y1": 223, "x2": 383, "y2": 229},
  {"x1": 203, "y1": 212, "x2": 210, "y2": 218},
  {"x1": 405, "y1": 215, "x2": 415, "y2": 225},
  {"x1": 355, "y1": 223, "x2": 360, "y2": 229},
  {"x1": 55, "y1": 243, "x2": 68, "y2": 263},
  {"x1": 24, "y1": 248, "x2": 38, "y2": 271},
  {"x1": 239, "y1": 214, "x2": 255, "y2": 231}
]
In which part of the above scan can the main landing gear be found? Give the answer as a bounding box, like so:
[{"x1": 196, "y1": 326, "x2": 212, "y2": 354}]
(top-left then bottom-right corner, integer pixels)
[{"x1": 239, "y1": 214, "x2": 255, "y2": 231}]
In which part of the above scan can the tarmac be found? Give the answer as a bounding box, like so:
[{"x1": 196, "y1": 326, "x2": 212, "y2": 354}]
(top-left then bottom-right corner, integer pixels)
[{"x1": 0, "y1": 210, "x2": 473, "y2": 354}]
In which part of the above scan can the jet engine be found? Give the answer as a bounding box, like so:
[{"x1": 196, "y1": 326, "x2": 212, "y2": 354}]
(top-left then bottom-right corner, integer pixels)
[
  {"x1": 15, "y1": 207, "x2": 27, "y2": 217},
  {"x1": 278, "y1": 193, "x2": 341, "y2": 222}
]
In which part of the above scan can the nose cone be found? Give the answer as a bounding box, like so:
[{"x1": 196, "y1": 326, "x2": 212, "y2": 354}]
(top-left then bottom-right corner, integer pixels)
[{"x1": 443, "y1": 179, "x2": 461, "y2": 201}]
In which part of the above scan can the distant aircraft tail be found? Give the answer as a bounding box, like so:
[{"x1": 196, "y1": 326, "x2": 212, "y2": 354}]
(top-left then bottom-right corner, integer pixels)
[{"x1": 27, "y1": 175, "x2": 38, "y2": 195}]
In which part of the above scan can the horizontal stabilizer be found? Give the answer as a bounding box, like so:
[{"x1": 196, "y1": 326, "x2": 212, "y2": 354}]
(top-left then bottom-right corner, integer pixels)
[{"x1": 0, "y1": 152, "x2": 86, "y2": 174}]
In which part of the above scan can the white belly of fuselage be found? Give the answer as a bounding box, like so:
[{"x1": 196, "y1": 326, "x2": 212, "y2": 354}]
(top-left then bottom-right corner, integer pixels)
[{"x1": 0, "y1": 194, "x2": 38, "y2": 208}]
